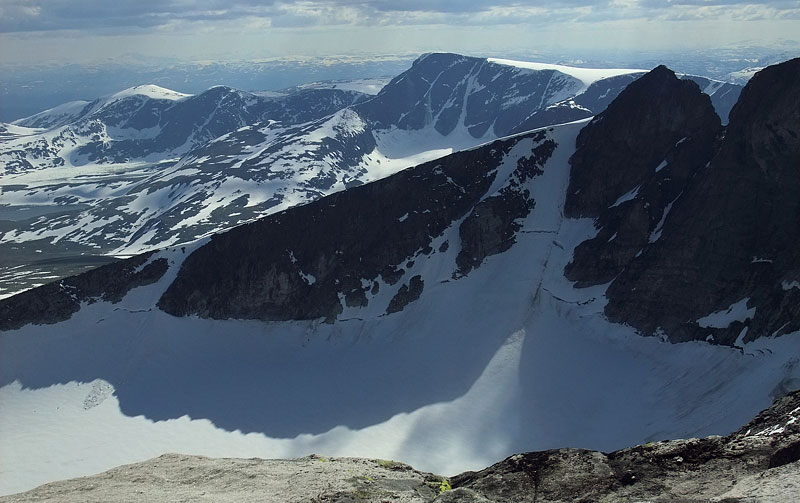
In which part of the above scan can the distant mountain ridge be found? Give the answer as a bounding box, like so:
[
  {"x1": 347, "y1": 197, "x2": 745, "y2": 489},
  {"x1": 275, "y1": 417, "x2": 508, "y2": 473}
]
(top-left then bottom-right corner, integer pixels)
[
  {"x1": 0, "y1": 53, "x2": 743, "y2": 301},
  {"x1": 4, "y1": 84, "x2": 369, "y2": 171}
]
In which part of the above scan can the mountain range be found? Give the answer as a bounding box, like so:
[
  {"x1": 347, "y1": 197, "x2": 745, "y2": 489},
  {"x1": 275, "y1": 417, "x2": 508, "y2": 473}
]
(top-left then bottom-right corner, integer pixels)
[
  {"x1": 1, "y1": 55, "x2": 797, "y2": 496},
  {"x1": 0, "y1": 54, "x2": 741, "y2": 299}
]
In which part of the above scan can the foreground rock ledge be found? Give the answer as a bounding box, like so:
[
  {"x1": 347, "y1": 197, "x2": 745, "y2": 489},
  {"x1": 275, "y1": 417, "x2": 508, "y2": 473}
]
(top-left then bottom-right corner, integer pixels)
[{"x1": 4, "y1": 391, "x2": 800, "y2": 502}]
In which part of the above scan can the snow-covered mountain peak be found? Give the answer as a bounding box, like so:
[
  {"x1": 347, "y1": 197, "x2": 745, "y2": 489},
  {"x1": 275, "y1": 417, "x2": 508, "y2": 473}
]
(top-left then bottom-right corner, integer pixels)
[
  {"x1": 107, "y1": 84, "x2": 192, "y2": 102},
  {"x1": 9, "y1": 84, "x2": 191, "y2": 130}
]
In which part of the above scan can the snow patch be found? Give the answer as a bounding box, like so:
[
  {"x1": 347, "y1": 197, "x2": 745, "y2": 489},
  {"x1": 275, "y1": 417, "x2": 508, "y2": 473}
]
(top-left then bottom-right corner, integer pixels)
[
  {"x1": 108, "y1": 84, "x2": 191, "y2": 102},
  {"x1": 649, "y1": 196, "x2": 679, "y2": 243},
  {"x1": 752, "y1": 406, "x2": 800, "y2": 436},
  {"x1": 610, "y1": 185, "x2": 640, "y2": 208},
  {"x1": 734, "y1": 327, "x2": 749, "y2": 347},
  {"x1": 697, "y1": 298, "x2": 756, "y2": 329},
  {"x1": 487, "y1": 58, "x2": 644, "y2": 93},
  {"x1": 290, "y1": 78, "x2": 390, "y2": 95},
  {"x1": 781, "y1": 280, "x2": 800, "y2": 291}
]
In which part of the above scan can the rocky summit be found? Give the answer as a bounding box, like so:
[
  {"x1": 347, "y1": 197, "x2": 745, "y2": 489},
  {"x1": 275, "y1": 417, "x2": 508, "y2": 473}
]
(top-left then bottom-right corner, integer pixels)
[{"x1": 2, "y1": 390, "x2": 799, "y2": 502}]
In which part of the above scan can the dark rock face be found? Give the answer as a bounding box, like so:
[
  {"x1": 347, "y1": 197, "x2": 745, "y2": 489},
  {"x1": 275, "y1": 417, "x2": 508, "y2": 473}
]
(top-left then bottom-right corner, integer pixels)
[
  {"x1": 358, "y1": 53, "x2": 636, "y2": 139},
  {"x1": 601, "y1": 58, "x2": 800, "y2": 344},
  {"x1": 565, "y1": 65, "x2": 721, "y2": 218},
  {"x1": 456, "y1": 134, "x2": 555, "y2": 276},
  {"x1": 451, "y1": 390, "x2": 800, "y2": 503},
  {"x1": 683, "y1": 75, "x2": 742, "y2": 124},
  {"x1": 564, "y1": 58, "x2": 800, "y2": 344},
  {"x1": 157, "y1": 130, "x2": 555, "y2": 322},
  {"x1": 386, "y1": 275, "x2": 424, "y2": 314},
  {"x1": 564, "y1": 65, "x2": 722, "y2": 287},
  {"x1": 0, "y1": 253, "x2": 167, "y2": 331},
  {"x1": 509, "y1": 73, "x2": 644, "y2": 135}
]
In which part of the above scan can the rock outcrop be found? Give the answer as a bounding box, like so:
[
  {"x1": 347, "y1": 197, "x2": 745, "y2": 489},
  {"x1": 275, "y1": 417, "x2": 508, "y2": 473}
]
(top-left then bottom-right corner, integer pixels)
[
  {"x1": 453, "y1": 390, "x2": 800, "y2": 501},
  {"x1": 564, "y1": 65, "x2": 722, "y2": 287},
  {"x1": 604, "y1": 58, "x2": 800, "y2": 344},
  {"x1": 0, "y1": 252, "x2": 167, "y2": 331},
  {"x1": 4, "y1": 390, "x2": 799, "y2": 502},
  {"x1": 0, "y1": 454, "x2": 447, "y2": 503}
]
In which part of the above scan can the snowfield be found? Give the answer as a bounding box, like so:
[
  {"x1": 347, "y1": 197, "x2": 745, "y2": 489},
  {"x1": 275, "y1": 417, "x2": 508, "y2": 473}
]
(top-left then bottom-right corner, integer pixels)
[
  {"x1": 487, "y1": 58, "x2": 645, "y2": 93},
  {"x1": 287, "y1": 78, "x2": 392, "y2": 95},
  {"x1": 2, "y1": 121, "x2": 799, "y2": 496}
]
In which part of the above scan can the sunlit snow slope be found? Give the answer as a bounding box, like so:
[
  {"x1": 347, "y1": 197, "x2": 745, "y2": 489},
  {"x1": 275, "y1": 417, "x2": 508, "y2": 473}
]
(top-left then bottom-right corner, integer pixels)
[{"x1": 2, "y1": 120, "x2": 798, "y2": 496}]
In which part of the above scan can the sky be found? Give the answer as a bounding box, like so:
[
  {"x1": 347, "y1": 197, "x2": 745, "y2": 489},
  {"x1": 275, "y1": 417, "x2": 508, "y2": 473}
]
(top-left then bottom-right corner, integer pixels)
[{"x1": 0, "y1": 0, "x2": 798, "y2": 65}]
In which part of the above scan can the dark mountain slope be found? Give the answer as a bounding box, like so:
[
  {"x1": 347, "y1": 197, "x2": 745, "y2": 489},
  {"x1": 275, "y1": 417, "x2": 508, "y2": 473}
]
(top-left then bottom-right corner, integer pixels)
[
  {"x1": 566, "y1": 58, "x2": 800, "y2": 344},
  {"x1": 605, "y1": 57, "x2": 800, "y2": 344},
  {"x1": 157, "y1": 129, "x2": 556, "y2": 321},
  {"x1": 2, "y1": 86, "x2": 369, "y2": 172},
  {"x1": 357, "y1": 53, "x2": 597, "y2": 137},
  {"x1": 564, "y1": 65, "x2": 722, "y2": 286}
]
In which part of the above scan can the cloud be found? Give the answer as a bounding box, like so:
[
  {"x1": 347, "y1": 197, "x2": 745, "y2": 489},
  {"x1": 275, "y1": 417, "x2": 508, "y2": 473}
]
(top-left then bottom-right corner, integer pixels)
[
  {"x1": 0, "y1": 0, "x2": 280, "y2": 32},
  {"x1": 0, "y1": 0, "x2": 798, "y2": 34}
]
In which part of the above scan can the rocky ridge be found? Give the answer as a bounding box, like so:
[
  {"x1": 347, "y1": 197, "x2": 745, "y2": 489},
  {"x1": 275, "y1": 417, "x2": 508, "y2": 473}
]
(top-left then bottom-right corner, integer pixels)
[
  {"x1": 564, "y1": 57, "x2": 800, "y2": 344},
  {"x1": 2, "y1": 86, "x2": 370, "y2": 173},
  {"x1": 0, "y1": 126, "x2": 557, "y2": 328},
  {"x1": 2, "y1": 390, "x2": 799, "y2": 502}
]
